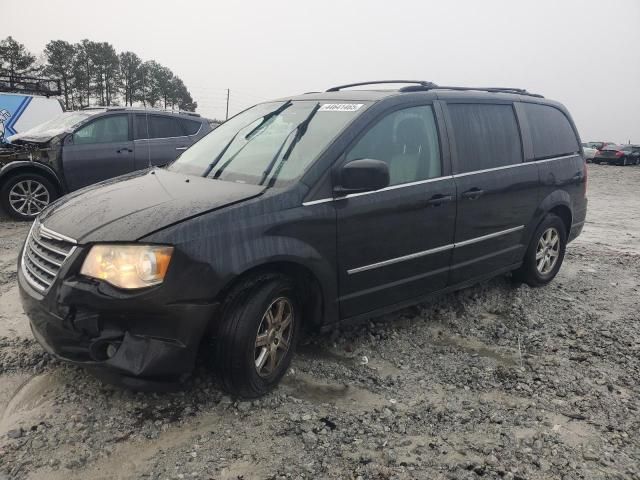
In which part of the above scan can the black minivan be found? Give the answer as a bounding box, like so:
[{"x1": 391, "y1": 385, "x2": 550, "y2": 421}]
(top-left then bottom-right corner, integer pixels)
[{"x1": 18, "y1": 81, "x2": 587, "y2": 397}]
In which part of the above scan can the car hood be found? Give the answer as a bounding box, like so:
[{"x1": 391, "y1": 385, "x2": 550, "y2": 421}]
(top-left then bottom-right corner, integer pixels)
[
  {"x1": 39, "y1": 168, "x2": 265, "y2": 243},
  {"x1": 7, "y1": 131, "x2": 62, "y2": 145}
]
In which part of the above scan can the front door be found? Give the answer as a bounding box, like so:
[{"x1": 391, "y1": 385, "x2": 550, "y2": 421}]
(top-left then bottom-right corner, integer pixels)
[
  {"x1": 445, "y1": 102, "x2": 539, "y2": 284},
  {"x1": 336, "y1": 104, "x2": 456, "y2": 318},
  {"x1": 63, "y1": 114, "x2": 134, "y2": 191}
]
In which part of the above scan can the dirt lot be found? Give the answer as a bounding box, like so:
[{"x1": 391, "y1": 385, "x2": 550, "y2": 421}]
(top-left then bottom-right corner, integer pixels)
[{"x1": 0, "y1": 164, "x2": 638, "y2": 480}]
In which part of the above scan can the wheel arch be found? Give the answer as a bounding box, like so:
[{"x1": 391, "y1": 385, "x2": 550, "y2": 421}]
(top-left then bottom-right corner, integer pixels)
[
  {"x1": 524, "y1": 190, "x2": 574, "y2": 249},
  {"x1": 0, "y1": 162, "x2": 64, "y2": 195},
  {"x1": 215, "y1": 260, "x2": 328, "y2": 332},
  {"x1": 548, "y1": 204, "x2": 572, "y2": 236}
]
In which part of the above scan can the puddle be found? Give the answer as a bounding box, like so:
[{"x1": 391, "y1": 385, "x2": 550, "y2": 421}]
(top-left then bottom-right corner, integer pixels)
[
  {"x1": 0, "y1": 373, "x2": 32, "y2": 420},
  {"x1": 0, "y1": 372, "x2": 61, "y2": 434},
  {"x1": 0, "y1": 284, "x2": 31, "y2": 339},
  {"x1": 297, "y1": 342, "x2": 359, "y2": 368},
  {"x1": 298, "y1": 341, "x2": 403, "y2": 378},
  {"x1": 430, "y1": 328, "x2": 519, "y2": 367},
  {"x1": 281, "y1": 372, "x2": 387, "y2": 409}
]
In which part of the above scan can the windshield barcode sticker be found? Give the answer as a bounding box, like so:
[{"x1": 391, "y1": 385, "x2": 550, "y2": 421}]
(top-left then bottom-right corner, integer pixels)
[{"x1": 319, "y1": 103, "x2": 363, "y2": 112}]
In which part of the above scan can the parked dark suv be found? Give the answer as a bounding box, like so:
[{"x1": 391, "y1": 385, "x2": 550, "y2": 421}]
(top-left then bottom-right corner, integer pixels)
[
  {"x1": 18, "y1": 81, "x2": 587, "y2": 397},
  {"x1": 0, "y1": 107, "x2": 211, "y2": 219}
]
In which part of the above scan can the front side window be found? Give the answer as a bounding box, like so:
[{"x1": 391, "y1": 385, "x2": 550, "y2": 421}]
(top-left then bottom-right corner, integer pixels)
[
  {"x1": 448, "y1": 103, "x2": 522, "y2": 173},
  {"x1": 522, "y1": 103, "x2": 580, "y2": 160},
  {"x1": 74, "y1": 115, "x2": 128, "y2": 145},
  {"x1": 169, "y1": 101, "x2": 369, "y2": 186},
  {"x1": 345, "y1": 105, "x2": 441, "y2": 185}
]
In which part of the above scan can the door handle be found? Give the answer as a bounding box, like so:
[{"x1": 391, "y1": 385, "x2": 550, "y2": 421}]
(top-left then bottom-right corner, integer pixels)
[
  {"x1": 461, "y1": 188, "x2": 484, "y2": 200},
  {"x1": 116, "y1": 147, "x2": 133, "y2": 154},
  {"x1": 427, "y1": 194, "x2": 454, "y2": 206}
]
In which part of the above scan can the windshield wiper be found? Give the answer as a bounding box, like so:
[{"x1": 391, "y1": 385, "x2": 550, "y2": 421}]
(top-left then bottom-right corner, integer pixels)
[
  {"x1": 261, "y1": 102, "x2": 321, "y2": 187},
  {"x1": 204, "y1": 101, "x2": 294, "y2": 179},
  {"x1": 202, "y1": 130, "x2": 242, "y2": 178},
  {"x1": 244, "y1": 100, "x2": 292, "y2": 140}
]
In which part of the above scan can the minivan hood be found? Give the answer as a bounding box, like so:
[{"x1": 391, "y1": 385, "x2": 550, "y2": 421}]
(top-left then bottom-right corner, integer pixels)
[{"x1": 39, "y1": 168, "x2": 265, "y2": 243}]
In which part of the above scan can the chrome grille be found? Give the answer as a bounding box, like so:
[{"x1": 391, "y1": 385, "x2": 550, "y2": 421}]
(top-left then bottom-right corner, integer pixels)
[{"x1": 21, "y1": 221, "x2": 76, "y2": 292}]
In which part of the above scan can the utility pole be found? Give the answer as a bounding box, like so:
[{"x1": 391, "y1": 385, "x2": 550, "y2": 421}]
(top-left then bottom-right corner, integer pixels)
[{"x1": 226, "y1": 89, "x2": 230, "y2": 120}]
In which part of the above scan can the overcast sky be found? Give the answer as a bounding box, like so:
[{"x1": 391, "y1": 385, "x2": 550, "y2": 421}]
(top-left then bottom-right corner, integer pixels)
[{"x1": 4, "y1": 0, "x2": 639, "y2": 142}]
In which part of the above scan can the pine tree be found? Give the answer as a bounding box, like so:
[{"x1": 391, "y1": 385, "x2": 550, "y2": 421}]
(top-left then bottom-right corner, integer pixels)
[{"x1": 0, "y1": 36, "x2": 39, "y2": 88}]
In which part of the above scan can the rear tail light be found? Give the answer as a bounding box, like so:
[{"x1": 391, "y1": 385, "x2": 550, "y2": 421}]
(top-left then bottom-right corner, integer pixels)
[
  {"x1": 615, "y1": 151, "x2": 624, "y2": 157},
  {"x1": 595, "y1": 150, "x2": 601, "y2": 155}
]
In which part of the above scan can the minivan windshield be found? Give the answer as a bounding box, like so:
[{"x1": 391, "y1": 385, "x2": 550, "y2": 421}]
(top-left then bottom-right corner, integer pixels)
[{"x1": 168, "y1": 101, "x2": 369, "y2": 186}]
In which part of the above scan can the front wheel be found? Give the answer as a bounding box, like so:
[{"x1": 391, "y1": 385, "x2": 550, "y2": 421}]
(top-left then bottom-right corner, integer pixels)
[
  {"x1": 214, "y1": 276, "x2": 300, "y2": 398},
  {"x1": 513, "y1": 214, "x2": 567, "y2": 287},
  {"x1": 0, "y1": 173, "x2": 57, "y2": 220}
]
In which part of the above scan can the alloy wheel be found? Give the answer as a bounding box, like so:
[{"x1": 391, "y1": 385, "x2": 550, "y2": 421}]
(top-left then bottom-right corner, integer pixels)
[
  {"x1": 254, "y1": 297, "x2": 294, "y2": 377},
  {"x1": 8, "y1": 180, "x2": 50, "y2": 217},
  {"x1": 536, "y1": 227, "x2": 560, "y2": 275}
]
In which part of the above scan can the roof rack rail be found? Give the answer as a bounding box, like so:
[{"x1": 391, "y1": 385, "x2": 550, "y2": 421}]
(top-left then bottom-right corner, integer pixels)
[
  {"x1": 326, "y1": 80, "x2": 543, "y2": 98},
  {"x1": 399, "y1": 84, "x2": 544, "y2": 98},
  {"x1": 326, "y1": 80, "x2": 437, "y2": 92},
  {"x1": 0, "y1": 75, "x2": 62, "y2": 97}
]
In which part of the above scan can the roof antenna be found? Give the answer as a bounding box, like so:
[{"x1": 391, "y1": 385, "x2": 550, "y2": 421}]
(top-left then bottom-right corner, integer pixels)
[{"x1": 142, "y1": 68, "x2": 151, "y2": 169}]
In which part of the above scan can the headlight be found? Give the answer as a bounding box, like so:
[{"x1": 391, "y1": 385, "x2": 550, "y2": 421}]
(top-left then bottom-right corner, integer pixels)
[{"x1": 80, "y1": 244, "x2": 174, "y2": 289}]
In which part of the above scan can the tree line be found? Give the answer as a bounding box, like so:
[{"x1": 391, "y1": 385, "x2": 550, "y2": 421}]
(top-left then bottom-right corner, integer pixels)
[{"x1": 0, "y1": 36, "x2": 197, "y2": 111}]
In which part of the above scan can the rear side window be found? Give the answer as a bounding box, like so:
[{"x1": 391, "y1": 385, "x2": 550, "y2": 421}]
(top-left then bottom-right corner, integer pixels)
[
  {"x1": 522, "y1": 103, "x2": 579, "y2": 159},
  {"x1": 135, "y1": 115, "x2": 184, "y2": 140},
  {"x1": 181, "y1": 118, "x2": 202, "y2": 135},
  {"x1": 448, "y1": 104, "x2": 522, "y2": 173}
]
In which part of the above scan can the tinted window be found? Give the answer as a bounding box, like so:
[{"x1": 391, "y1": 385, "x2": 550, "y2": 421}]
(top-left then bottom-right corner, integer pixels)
[
  {"x1": 181, "y1": 118, "x2": 202, "y2": 135},
  {"x1": 523, "y1": 103, "x2": 579, "y2": 159},
  {"x1": 135, "y1": 115, "x2": 183, "y2": 140},
  {"x1": 74, "y1": 115, "x2": 128, "y2": 145},
  {"x1": 345, "y1": 105, "x2": 441, "y2": 185},
  {"x1": 448, "y1": 104, "x2": 522, "y2": 173}
]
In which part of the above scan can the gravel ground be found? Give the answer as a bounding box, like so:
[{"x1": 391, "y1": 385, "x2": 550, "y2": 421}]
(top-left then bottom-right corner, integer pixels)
[{"x1": 0, "y1": 164, "x2": 638, "y2": 480}]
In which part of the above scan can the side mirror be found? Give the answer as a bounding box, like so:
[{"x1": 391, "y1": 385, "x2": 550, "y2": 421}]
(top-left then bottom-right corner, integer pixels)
[{"x1": 335, "y1": 159, "x2": 390, "y2": 195}]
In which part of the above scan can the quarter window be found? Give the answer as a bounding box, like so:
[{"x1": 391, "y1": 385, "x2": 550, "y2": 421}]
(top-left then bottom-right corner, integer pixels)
[
  {"x1": 345, "y1": 105, "x2": 441, "y2": 185},
  {"x1": 448, "y1": 103, "x2": 522, "y2": 173},
  {"x1": 181, "y1": 118, "x2": 202, "y2": 136},
  {"x1": 522, "y1": 103, "x2": 579, "y2": 160},
  {"x1": 73, "y1": 115, "x2": 128, "y2": 145}
]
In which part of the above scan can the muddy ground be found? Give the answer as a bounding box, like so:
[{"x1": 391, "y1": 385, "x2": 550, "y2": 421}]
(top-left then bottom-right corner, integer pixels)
[{"x1": 0, "y1": 164, "x2": 638, "y2": 480}]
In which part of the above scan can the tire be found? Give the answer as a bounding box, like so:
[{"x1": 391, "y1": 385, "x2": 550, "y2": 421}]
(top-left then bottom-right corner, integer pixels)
[
  {"x1": 0, "y1": 173, "x2": 58, "y2": 221},
  {"x1": 214, "y1": 275, "x2": 301, "y2": 398},
  {"x1": 513, "y1": 214, "x2": 567, "y2": 287}
]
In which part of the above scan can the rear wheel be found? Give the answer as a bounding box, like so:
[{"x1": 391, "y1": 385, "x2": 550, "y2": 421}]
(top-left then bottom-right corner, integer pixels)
[
  {"x1": 214, "y1": 275, "x2": 300, "y2": 398},
  {"x1": 0, "y1": 173, "x2": 58, "y2": 220},
  {"x1": 513, "y1": 214, "x2": 567, "y2": 287}
]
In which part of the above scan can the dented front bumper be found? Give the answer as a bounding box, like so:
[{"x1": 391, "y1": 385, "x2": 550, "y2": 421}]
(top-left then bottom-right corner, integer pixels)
[{"x1": 18, "y1": 244, "x2": 219, "y2": 384}]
